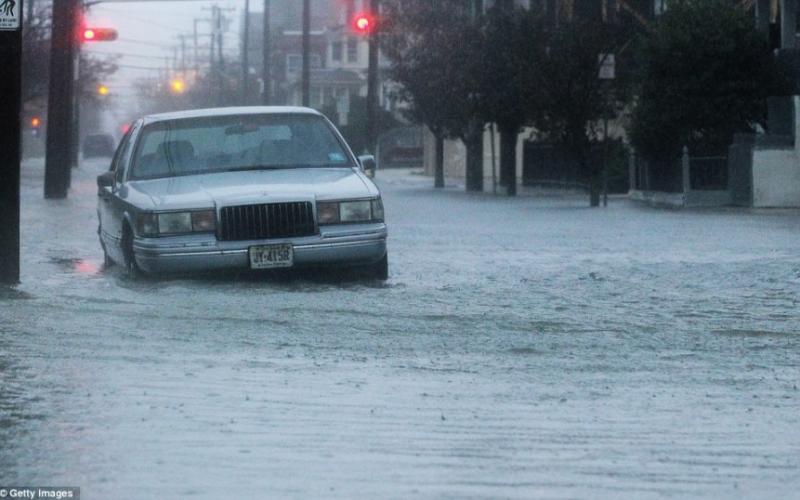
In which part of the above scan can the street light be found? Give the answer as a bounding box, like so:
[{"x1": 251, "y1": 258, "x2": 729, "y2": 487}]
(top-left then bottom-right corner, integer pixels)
[
  {"x1": 31, "y1": 117, "x2": 42, "y2": 137},
  {"x1": 170, "y1": 78, "x2": 186, "y2": 94},
  {"x1": 97, "y1": 84, "x2": 110, "y2": 96}
]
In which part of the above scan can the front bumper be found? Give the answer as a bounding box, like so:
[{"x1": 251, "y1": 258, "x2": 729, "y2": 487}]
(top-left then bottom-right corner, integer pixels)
[{"x1": 132, "y1": 223, "x2": 387, "y2": 274}]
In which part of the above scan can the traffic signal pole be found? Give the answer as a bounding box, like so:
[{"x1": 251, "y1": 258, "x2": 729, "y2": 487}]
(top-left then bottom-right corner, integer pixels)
[
  {"x1": 366, "y1": 0, "x2": 379, "y2": 155},
  {"x1": 0, "y1": 0, "x2": 23, "y2": 284},
  {"x1": 44, "y1": 0, "x2": 78, "y2": 199}
]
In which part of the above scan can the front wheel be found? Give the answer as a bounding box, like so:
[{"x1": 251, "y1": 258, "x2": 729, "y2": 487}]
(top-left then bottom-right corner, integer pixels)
[
  {"x1": 368, "y1": 253, "x2": 388, "y2": 281},
  {"x1": 121, "y1": 225, "x2": 144, "y2": 278}
]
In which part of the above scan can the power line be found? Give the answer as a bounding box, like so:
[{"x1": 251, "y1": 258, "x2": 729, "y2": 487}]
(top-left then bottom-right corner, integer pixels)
[
  {"x1": 114, "y1": 38, "x2": 171, "y2": 48},
  {"x1": 113, "y1": 63, "x2": 166, "y2": 70},
  {"x1": 86, "y1": 51, "x2": 181, "y2": 61}
]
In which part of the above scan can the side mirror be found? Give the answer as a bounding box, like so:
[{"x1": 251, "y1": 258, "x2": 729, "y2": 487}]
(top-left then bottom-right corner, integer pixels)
[
  {"x1": 359, "y1": 155, "x2": 377, "y2": 179},
  {"x1": 97, "y1": 171, "x2": 115, "y2": 191}
]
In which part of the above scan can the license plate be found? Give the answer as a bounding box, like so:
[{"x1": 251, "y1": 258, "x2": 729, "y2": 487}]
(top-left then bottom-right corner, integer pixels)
[{"x1": 249, "y1": 244, "x2": 293, "y2": 269}]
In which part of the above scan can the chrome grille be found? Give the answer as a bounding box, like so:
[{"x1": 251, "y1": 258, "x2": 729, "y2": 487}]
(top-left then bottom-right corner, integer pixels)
[{"x1": 219, "y1": 202, "x2": 316, "y2": 241}]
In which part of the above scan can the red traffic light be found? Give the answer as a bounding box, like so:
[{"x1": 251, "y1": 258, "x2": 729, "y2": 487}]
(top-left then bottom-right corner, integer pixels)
[
  {"x1": 352, "y1": 13, "x2": 375, "y2": 35},
  {"x1": 81, "y1": 27, "x2": 118, "y2": 42}
]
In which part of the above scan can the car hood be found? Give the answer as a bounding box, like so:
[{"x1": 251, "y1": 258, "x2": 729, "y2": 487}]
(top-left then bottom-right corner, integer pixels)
[{"x1": 126, "y1": 168, "x2": 375, "y2": 211}]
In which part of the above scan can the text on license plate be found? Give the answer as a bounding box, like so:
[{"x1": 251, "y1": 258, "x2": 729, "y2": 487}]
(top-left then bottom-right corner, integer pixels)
[{"x1": 249, "y1": 244, "x2": 293, "y2": 269}]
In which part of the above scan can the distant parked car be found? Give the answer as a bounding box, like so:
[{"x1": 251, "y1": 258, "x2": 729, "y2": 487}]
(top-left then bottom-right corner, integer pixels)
[
  {"x1": 96, "y1": 106, "x2": 388, "y2": 279},
  {"x1": 83, "y1": 133, "x2": 116, "y2": 158}
]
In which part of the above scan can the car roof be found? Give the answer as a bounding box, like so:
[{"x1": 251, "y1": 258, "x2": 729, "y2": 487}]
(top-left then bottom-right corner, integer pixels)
[{"x1": 141, "y1": 106, "x2": 323, "y2": 125}]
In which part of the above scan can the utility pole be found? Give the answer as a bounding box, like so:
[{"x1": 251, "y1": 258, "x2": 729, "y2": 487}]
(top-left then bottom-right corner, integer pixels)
[
  {"x1": 44, "y1": 0, "x2": 79, "y2": 199},
  {"x1": 193, "y1": 18, "x2": 200, "y2": 72},
  {"x1": 179, "y1": 34, "x2": 187, "y2": 73},
  {"x1": 262, "y1": 0, "x2": 271, "y2": 104},
  {"x1": 302, "y1": 0, "x2": 310, "y2": 106},
  {"x1": 213, "y1": 6, "x2": 236, "y2": 104},
  {"x1": 202, "y1": 4, "x2": 231, "y2": 105},
  {"x1": 0, "y1": 0, "x2": 23, "y2": 284},
  {"x1": 72, "y1": 52, "x2": 81, "y2": 168},
  {"x1": 242, "y1": 0, "x2": 250, "y2": 104},
  {"x1": 217, "y1": 7, "x2": 225, "y2": 73},
  {"x1": 366, "y1": 0, "x2": 379, "y2": 154}
]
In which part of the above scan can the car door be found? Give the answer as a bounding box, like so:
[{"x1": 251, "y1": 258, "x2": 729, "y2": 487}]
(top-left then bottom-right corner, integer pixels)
[{"x1": 98, "y1": 124, "x2": 137, "y2": 256}]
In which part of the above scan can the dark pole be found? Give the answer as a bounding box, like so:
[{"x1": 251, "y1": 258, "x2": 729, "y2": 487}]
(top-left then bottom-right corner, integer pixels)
[
  {"x1": 71, "y1": 48, "x2": 81, "y2": 168},
  {"x1": 262, "y1": 0, "x2": 271, "y2": 104},
  {"x1": 0, "y1": 0, "x2": 23, "y2": 284},
  {"x1": 45, "y1": 0, "x2": 78, "y2": 199},
  {"x1": 241, "y1": 0, "x2": 249, "y2": 104},
  {"x1": 193, "y1": 19, "x2": 199, "y2": 72},
  {"x1": 302, "y1": 0, "x2": 310, "y2": 106},
  {"x1": 215, "y1": 6, "x2": 225, "y2": 106},
  {"x1": 217, "y1": 8, "x2": 224, "y2": 72},
  {"x1": 180, "y1": 34, "x2": 187, "y2": 73},
  {"x1": 366, "y1": 0, "x2": 379, "y2": 154}
]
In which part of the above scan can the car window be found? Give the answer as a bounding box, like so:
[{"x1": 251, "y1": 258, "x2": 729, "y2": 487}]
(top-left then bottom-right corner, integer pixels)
[
  {"x1": 113, "y1": 124, "x2": 138, "y2": 183},
  {"x1": 109, "y1": 130, "x2": 133, "y2": 173},
  {"x1": 129, "y1": 114, "x2": 354, "y2": 180}
]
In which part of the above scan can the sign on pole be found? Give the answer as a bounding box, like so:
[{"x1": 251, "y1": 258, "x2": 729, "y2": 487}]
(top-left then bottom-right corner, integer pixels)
[
  {"x1": 598, "y1": 53, "x2": 616, "y2": 80},
  {"x1": 0, "y1": 0, "x2": 22, "y2": 283},
  {"x1": 0, "y1": 0, "x2": 21, "y2": 30}
]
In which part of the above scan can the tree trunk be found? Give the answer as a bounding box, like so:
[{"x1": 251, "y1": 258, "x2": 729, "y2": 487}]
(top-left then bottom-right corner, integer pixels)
[
  {"x1": 498, "y1": 123, "x2": 518, "y2": 196},
  {"x1": 582, "y1": 145, "x2": 600, "y2": 207},
  {"x1": 434, "y1": 132, "x2": 445, "y2": 189},
  {"x1": 589, "y1": 166, "x2": 601, "y2": 207},
  {"x1": 464, "y1": 123, "x2": 484, "y2": 192},
  {"x1": 568, "y1": 125, "x2": 598, "y2": 207}
]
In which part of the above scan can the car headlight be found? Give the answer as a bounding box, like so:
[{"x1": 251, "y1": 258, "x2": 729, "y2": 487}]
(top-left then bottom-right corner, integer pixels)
[
  {"x1": 137, "y1": 209, "x2": 216, "y2": 236},
  {"x1": 340, "y1": 200, "x2": 371, "y2": 222},
  {"x1": 159, "y1": 212, "x2": 192, "y2": 234},
  {"x1": 317, "y1": 198, "x2": 384, "y2": 225}
]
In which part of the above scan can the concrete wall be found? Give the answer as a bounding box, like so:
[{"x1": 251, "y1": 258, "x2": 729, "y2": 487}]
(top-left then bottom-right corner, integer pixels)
[
  {"x1": 423, "y1": 126, "x2": 529, "y2": 192},
  {"x1": 752, "y1": 148, "x2": 800, "y2": 207},
  {"x1": 752, "y1": 96, "x2": 800, "y2": 207}
]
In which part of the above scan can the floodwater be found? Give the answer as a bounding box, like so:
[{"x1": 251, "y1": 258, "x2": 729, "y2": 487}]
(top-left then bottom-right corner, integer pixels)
[{"x1": 2, "y1": 159, "x2": 799, "y2": 498}]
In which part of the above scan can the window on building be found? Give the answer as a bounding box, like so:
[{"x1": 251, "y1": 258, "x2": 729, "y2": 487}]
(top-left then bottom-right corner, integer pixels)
[
  {"x1": 347, "y1": 38, "x2": 358, "y2": 63},
  {"x1": 332, "y1": 41, "x2": 343, "y2": 62}
]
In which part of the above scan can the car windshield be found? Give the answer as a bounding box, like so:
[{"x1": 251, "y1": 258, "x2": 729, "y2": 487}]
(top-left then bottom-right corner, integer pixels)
[{"x1": 129, "y1": 114, "x2": 354, "y2": 180}]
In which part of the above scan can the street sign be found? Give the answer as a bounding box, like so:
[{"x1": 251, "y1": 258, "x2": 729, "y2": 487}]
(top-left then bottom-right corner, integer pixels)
[
  {"x1": 598, "y1": 53, "x2": 616, "y2": 80},
  {"x1": 0, "y1": 0, "x2": 21, "y2": 30}
]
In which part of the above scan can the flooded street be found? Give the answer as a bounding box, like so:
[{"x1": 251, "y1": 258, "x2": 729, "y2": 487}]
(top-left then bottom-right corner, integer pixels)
[{"x1": 2, "y1": 159, "x2": 800, "y2": 498}]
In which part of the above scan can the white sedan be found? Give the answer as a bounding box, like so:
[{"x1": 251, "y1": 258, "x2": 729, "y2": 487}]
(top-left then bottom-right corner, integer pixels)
[{"x1": 97, "y1": 106, "x2": 387, "y2": 279}]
